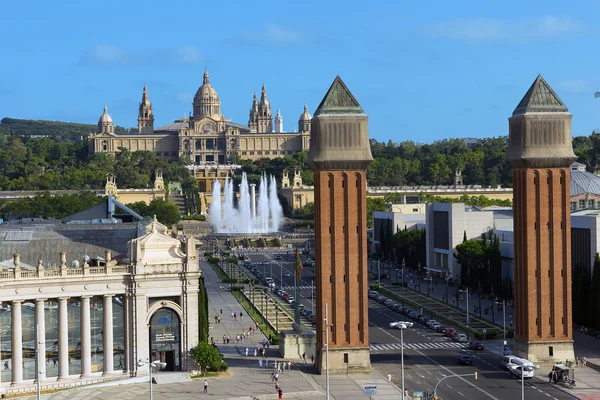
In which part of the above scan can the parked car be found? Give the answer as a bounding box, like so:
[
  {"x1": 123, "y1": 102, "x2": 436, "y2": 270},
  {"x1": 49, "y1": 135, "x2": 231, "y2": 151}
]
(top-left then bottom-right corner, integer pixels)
[
  {"x1": 470, "y1": 341, "x2": 484, "y2": 350},
  {"x1": 436, "y1": 326, "x2": 447, "y2": 334},
  {"x1": 446, "y1": 328, "x2": 457, "y2": 338},
  {"x1": 389, "y1": 321, "x2": 414, "y2": 329},
  {"x1": 457, "y1": 354, "x2": 472, "y2": 365},
  {"x1": 283, "y1": 272, "x2": 291, "y2": 277},
  {"x1": 453, "y1": 334, "x2": 468, "y2": 343}
]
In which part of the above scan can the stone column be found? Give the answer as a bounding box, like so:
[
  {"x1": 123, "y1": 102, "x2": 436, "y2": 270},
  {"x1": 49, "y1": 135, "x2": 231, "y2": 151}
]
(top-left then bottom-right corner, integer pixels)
[
  {"x1": 103, "y1": 294, "x2": 114, "y2": 375},
  {"x1": 35, "y1": 298, "x2": 46, "y2": 381},
  {"x1": 123, "y1": 295, "x2": 131, "y2": 374},
  {"x1": 11, "y1": 300, "x2": 23, "y2": 384},
  {"x1": 80, "y1": 296, "x2": 92, "y2": 377},
  {"x1": 250, "y1": 184, "x2": 257, "y2": 219},
  {"x1": 57, "y1": 297, "x2": 69, "y2": 379}
]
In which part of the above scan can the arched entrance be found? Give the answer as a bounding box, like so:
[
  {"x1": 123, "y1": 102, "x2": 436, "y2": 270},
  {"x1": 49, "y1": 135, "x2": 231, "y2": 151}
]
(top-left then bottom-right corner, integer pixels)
[{"x1": 149, "y1": 308, "x2": 181, "y2": 371}]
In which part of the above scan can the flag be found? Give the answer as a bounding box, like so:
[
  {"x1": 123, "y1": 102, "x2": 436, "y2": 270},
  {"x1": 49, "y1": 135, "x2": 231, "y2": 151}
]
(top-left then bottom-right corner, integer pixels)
[{"x1": 295, "y1": 249, "x2": 303, "y2": 283}]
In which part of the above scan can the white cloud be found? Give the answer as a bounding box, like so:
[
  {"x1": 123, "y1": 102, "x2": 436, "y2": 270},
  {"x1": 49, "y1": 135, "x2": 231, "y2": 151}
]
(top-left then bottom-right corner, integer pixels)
[
  {"x1": 237, "y1": 24, "x2": 304, "y2": 46},
  {"x1": 422, "y1": 16, "x2": 585, "y2": 42},
  {"x1": 81, "y1": 45, "x2": 204, "y2": 66}
]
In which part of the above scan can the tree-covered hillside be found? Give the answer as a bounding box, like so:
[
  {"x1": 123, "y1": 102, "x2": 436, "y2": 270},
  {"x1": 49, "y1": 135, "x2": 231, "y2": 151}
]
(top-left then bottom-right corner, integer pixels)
[{"x1": 0, "y1": 117, "x2": 137, "y2": 141}]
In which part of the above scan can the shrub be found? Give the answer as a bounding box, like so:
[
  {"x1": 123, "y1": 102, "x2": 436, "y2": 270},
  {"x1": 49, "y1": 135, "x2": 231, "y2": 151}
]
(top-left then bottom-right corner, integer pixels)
[
  {"x1": 370, "y1": 283, "x2": 381, "y2": 291},
  {"x1": 392, "y1": 282, "x2": 408, "y2": 287}
]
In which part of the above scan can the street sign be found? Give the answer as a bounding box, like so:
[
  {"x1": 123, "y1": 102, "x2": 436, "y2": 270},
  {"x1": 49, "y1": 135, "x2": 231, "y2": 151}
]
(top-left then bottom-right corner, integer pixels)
[
  {"x1": 364, "y1": 386, "x2": 377, "y2": 396},
  {"x1": 466, "y1": 318, "x2": 470, "y2": 325},
  {"x1": 482, "y1": 329, "x2": 486, "y2": 333},
  {"x1": 503, "y1": 340, "x2": 507, "y2": 345}
]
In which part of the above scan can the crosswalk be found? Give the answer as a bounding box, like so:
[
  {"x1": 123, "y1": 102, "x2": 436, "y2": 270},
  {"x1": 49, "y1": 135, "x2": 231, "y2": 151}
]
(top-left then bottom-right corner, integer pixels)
[
  {"x1": 370, "y1": 342, "x2": 466, "y2": 352},
  {"x1": 282, "y1": 286, "x2": 314, "y2": 290},
  {"x1": 238, "y1": 251, "x2": 290, "y2": 256}
]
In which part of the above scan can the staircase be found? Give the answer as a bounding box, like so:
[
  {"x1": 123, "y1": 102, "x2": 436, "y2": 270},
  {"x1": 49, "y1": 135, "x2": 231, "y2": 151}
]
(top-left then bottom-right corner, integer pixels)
[{"x1": 169, "y1": 193, "x2": 187, "y2": 215}]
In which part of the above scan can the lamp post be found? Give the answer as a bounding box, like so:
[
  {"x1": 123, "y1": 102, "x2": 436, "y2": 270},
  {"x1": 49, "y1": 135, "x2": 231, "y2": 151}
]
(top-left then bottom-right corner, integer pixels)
[
  {"x1": 496, "y1": 300, "x2": 506, "y2": 355},
  {"x1": 398, "y1": 323, "x2": 407, "y2": 398},
  {"x1": 378, "y1": 259, "x2": 381, "y2": 287},
  {"x1": 417, "y1": 262, "x2": 422, "y2": 292},
  {"x1": 477, "y1": 282, "x2": 482, "y2": 318},
  {"x1": 264, "y1": 291, "x2": 269, "y2": 327},
  {"x1": 138, "y1": 360, "x2": 167, "y2": 400},
  {"x1": 425, "y1": 272, "x2": 432, "y2": 297},
  {"x1": 323, "y1": 304, "x2": 333, "y2": 400},
  {"x1": 311, "y1": 279, "x2": 314, "y2": 316},
  {"x1": 444, "y1": 271, "x2": 450, "y2": 304},
  {"x1": 459, "y1": 288, "x2": 469, "y2": 339},
  {"x1": 490, "y1": 286, "x2": 495, "y2": 323},
  {"x1": 276, "y1": 306, "x2": 279, "y2": 333}
]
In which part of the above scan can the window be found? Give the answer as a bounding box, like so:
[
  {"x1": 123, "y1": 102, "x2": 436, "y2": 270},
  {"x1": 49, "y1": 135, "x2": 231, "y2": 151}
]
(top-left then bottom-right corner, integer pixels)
[
  {"x1": 589, "y1": 199, "x2": 595, "y2": 209},
  {"x1": 570, "y1": 202, "x2": 576, "y2": 211},
  {"x1": 287, "y1": 151, "x2": 293, "y2": 155},
  {"x1": 250, "y1": 151, "x2": 254, "y2": 155},
  {"x1": 258, "y1": 151, "x2": 263, "y2": 155},
  {"x1": 102, "y1": 140, "x2": 108, "y2": 151},
  {"x1": 242, "y1": 151, "x2": 247, "y2": 155},
  {"x1": 579, "y1": 199, "x2": 586, "y2": 209}
]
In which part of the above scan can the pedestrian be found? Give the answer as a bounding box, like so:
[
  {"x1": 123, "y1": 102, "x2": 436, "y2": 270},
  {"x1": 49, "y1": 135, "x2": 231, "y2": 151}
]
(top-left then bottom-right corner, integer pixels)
[
  {"x1": 203, "y1": 380, "x2": 208, "y2": 393},
  {"x1": 245, "y1": 347, "x2": 249, "y2": 357},
  {"x1": 275, "y1": 381, "x2": 280, "y2": 392},
  {"x1": 220, "y1": 309, "x2": 223, "y2": 315},
  {"x1": 240, "y1": 311, "x2": 243, "y2": 320},
  {"x1": 287, "y1": 361, "x2": 291, "y2": 371},
  {"x1": 271, "y1": 372, "x2": 276, "y2": 382},
  {"x1": 583, "y1": 356, "x2": 587, "y2": 367},
  {"x1": 223, "y1": 335, "x2": 226, "y2": 344},
  {"x1": 274, "y1": 372, "x2": 279, "y2": 382},
  {"x1": 259, "y1": 359, "x2": 263, "y2": 368},
  {"x1": 387, "y1": 373, "x2": 392, "y2": 385},
  {"x1": 214, "y1": 315, "x2": 218, "y2": 324},
  {"x1": 404, "y1": 388, "x2": 409, "y2": 399},
  {"x1": 302, "y1": 352, "x2": 306, "y2": 363},
  {"x1": 311, "y1": 355, "x2": 315, "y2": 364},
  {"x1": 234, "y1": 312, "x2": 237, "y2": 320},
  {"x1": 232, "y1": 312, "x2": 235, "y2": 319},
  {"x1": 254, "y1": 348, "x2": 258, "y2": 357},
  {"x1": 236, "y1": 335, "x2": 240, "y2": 343},
  {"x1": 278, "y1": 388, "x2": 283, "y2": 399}
]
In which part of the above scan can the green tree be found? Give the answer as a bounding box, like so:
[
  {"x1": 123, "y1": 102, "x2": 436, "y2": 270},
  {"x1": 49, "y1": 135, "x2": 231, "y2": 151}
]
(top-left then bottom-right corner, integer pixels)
[
  {"x1": 366, "y1": 197, "x2": 387, "y2": 228},
  {"x1": 198, "y1": 277, "x2": 209, "y2": 343},
  {"x1": 189, "y1": 342, "x2": 224, "y2": 375},
  {"x1": 454, "y1": 239, "x2": 485, "y2": 288},
  {"x1": 148, "y1": 198, "x2": 181, "y2": 226}
]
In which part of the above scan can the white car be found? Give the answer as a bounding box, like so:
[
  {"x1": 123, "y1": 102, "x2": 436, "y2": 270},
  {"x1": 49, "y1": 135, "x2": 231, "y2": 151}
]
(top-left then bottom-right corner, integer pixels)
[{"x1": 389, "y1": 321, "x2": 414, "y2": 328}]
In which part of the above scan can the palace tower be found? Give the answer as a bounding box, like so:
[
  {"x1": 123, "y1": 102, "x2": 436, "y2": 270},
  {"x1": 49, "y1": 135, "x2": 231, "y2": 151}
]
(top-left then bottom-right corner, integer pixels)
[
  {"x1": 506, "y1": 75, "x2": 576, "y2": 362},
  {"x1": 309, "y1": 76, "x2": 372, "y2": 374}
]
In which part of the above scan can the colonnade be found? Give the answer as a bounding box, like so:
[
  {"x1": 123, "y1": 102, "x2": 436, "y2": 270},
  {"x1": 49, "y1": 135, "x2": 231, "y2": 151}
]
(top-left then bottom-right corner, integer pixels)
[{"x1": 4, "y1": 294, "x2": 126, "y2": 385}]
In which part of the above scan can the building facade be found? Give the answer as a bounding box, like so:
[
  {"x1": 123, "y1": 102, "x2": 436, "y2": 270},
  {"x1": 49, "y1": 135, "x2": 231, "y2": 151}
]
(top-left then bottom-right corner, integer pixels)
[
  {"x1": 0, "y1": 218, "x2": 200, "y2": 393},
  {"x1": 309, "y1": 76, "x2": 372, "y2": 374},
  {"x1": 506, "y1": 75, "x2": 576, "y2": 363},
  {"x1": 88, "y1": 70, "x2": 311, "y2": 164}
]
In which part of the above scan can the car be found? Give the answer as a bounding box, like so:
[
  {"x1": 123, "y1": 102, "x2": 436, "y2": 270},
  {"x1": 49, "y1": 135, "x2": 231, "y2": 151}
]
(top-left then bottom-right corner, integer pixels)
[
  {"x1": 453, "y1": 334, "x2": 468, "y2": 343},
  {"x1": 510, "y1": 365, "x2": 534, "y2": 379},
  {"x1": 426, "y1": 320, "x2": 439, "y2": 327},
  {"x1": 446, "y1": 328, "x2": 457, "y2": 337},
  {"x1": 457, "y1": 354, "x2": 472, "y2": 365},
  {"x1": 275, "y1": 255, "x2": 283, "y2": 260},
  {"x1": 389, "y1": 321, "x2": 414, "y2": 329},
  {"x1": 470, "y1": 341, "x2": 484, "y2": 350},
  {"x1": 430, "y1": 323, "x2": 441, "y2": 331},
  {"x1": 303, "y1": 261, "x2": 312, "y2": 267},
  {"x1": 287, "y1": 297, "x2": 295, "y2": 304},
  {"x1": 436, "y1": 326, "x2": 447, "y2": 334},
  {"x1": 283, "y1": 272, "x2": 291, "y2": 277},
  {"x1": 384, "y1": 299, "x2": 394, "y2": 306}
]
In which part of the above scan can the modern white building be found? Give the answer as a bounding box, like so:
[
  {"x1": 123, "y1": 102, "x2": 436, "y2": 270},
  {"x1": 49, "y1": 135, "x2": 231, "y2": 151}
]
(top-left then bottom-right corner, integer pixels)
[{"x1": 0, "y1": 217, "x2": 200, "y2": 394}]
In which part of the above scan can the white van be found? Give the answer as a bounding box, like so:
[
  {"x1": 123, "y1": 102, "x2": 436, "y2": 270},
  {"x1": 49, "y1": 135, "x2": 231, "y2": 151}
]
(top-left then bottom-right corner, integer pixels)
[
  {"x1": 500, "y1": 356, "x2": 533, "y2": 370},
  {"x1": 510, "y1": 365, "x2": 535, "y2": 379}
]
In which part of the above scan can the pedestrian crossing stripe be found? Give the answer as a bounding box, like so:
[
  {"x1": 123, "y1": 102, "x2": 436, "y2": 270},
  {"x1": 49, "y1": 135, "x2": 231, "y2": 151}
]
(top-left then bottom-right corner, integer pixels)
[
  {"x1": 369, "y1": 342, "x2": 466, "y2": 351},
  {"x1": 281, "y1": 286, "x2": 314, "y2": 290}
]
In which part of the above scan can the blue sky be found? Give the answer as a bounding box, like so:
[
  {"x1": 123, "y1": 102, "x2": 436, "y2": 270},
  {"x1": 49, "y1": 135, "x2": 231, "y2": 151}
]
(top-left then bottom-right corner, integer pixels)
[{"x1": 1, "y1": 0, "x2": 599, "y2": 143}]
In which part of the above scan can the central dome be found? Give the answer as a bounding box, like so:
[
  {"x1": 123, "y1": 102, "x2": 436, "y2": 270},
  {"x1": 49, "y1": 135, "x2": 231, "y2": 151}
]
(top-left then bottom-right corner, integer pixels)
[{"x1": 193, "y1": 69, "x2": 221, "y2": 120}]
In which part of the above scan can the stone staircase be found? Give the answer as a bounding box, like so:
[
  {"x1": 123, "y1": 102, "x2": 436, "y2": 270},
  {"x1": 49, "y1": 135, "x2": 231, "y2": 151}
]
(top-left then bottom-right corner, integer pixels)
[
  {"x1": 168, "y1": 193, "x2": 187, "y2": 215},
  {"x1": 152, "y1": 371, "x2": 192, "y2": 384}
]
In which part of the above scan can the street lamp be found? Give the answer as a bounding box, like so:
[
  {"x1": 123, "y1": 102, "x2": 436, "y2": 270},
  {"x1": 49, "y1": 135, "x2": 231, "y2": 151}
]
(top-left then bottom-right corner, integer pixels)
[
  {"x1": 444, "y1": 271, "x2": 450, "y2": 303},
  {"x1": 425, "y1": 272, "x2": 432, "y2": 296},
  {"x1": 275, "y1": 306, "x2": 279, "y2": 333},
  {"x1": 459, "y1": 288, "x2": 470, "y2": 339},
  {"x1": 518, "y1": 365, "x2": 539, "y2": 400},
  {"x1": 398, "y1": 323, "x2": 408, "y2": 398},
  {"x1": 495, "y1": 299, "x2": 506, "y2": 355},
  {"x1": 477, "y1": 282, "x2": 482, "y2": 318},
  {"x1": 401, "y1": 258, "x2": 406, "y2": 287},
  {"x1": 138, "y1": 360, "x2": 167, "y2": 400},
  {"x1": 417, "y1": 262, "x2": 422, "y2": 292}
]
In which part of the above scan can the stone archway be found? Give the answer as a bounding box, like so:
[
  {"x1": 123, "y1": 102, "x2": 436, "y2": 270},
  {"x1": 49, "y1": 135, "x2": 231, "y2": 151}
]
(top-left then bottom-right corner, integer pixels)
[{"x1": 148, "y1": 306, "x2": 182, "y2": 372}]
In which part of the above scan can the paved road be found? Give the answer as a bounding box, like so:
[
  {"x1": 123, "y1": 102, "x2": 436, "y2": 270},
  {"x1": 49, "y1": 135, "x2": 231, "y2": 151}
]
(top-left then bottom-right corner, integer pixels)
[{"x1": 368, "y1": 298, "x2": 577, "y2": 400}]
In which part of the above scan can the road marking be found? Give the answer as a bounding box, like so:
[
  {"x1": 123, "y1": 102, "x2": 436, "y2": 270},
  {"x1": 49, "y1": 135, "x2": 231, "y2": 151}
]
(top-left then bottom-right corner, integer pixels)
[
  {"x1": 457, "y1": 391, "x2": 464, "y2": 397},
  {"x1": 447, "y1": 384, "x2": 452, "y2": 389},
  {"x1": 418, "y1": 373, "x2": 425, "y2": 379}
]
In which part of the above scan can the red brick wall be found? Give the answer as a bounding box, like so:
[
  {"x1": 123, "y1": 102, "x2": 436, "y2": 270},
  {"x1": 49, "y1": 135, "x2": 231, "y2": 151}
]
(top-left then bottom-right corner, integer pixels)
[
  {"x1": 513, "y1": 167, "x2": 572, "y2": 343},
  {"x1": 314, "y1": 170, "x2": 369, "y2": 349}
]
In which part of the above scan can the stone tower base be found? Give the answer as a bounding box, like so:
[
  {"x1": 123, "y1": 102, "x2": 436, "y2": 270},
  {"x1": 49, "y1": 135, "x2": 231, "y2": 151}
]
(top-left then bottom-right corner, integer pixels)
[
  {"x1": 316, "y1": 347, "x2": 371, "y2": 375},
  {"x1": 514, "y1": 338, "x2": 574, "y2": 364}
]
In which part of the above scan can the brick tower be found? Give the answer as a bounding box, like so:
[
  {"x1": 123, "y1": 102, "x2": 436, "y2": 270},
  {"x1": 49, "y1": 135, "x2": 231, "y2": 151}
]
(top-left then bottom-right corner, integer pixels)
[
  {"x1": 309, "y1": 76, "x2": 373, "y2": 374},
  {"x1": 506, "y1": 75, "x2": 577, "y2": 362}
]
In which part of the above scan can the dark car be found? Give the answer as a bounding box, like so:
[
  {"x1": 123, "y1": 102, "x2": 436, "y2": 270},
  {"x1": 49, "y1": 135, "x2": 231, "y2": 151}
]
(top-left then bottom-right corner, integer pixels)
[
  {"x1": 457, "y1": 354, "x2": 472, "y2": 365},
  {"x1": 470, "y1": 341, "x2": 484, "y2": 350},
  {"x1": 275, "y1": 255, "x2": 283, "y2": 260},
  {"x1": 436, "y1": 326, "x2": 447, "y2": 334}
]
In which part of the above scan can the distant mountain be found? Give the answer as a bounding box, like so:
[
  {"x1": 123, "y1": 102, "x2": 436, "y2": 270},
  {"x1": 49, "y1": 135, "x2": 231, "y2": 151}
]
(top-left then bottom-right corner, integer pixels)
[{"x1": 0, "y1": 117, "x2": 138, "y2": 141}]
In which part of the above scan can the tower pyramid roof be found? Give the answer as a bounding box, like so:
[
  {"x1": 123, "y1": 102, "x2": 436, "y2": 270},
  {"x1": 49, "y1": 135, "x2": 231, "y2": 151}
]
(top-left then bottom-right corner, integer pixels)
[
  {"x1": 314, "y1": 76, "x2": 364, "y2": 116},
  {"x1": 513, "y1": 74, "x2": 568, "y2": 115}
]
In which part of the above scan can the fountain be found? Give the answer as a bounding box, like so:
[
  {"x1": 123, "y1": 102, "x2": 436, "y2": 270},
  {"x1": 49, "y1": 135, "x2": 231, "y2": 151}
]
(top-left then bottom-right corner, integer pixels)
[{"x1": 209, "y1": 172, "x2": 284, "y2": 233}]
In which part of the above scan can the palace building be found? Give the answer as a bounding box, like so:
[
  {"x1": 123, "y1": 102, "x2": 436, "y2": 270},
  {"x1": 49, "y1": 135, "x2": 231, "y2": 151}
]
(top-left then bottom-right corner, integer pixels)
[{"x1": 88, "y1": 70, "x2": 311, "y2": 164}]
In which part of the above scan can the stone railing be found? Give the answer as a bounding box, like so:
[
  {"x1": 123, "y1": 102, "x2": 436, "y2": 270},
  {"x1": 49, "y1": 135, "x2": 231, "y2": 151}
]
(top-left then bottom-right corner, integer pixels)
[{"x1": 0, "y1": 265, "x2": 133, "y2": 280}]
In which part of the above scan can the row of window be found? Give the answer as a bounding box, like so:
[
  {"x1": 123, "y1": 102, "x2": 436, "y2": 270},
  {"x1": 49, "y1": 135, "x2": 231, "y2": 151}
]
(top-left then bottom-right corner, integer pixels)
[
  {"x1": 570, "y1": 199, "x2": 596, "y2": 211},
  {"x1": 156, "y1": 152, "x2": 177, "y2": 157},
  {"x1": 241, "y1": 150, "x2": 294, "y2": 156}
]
